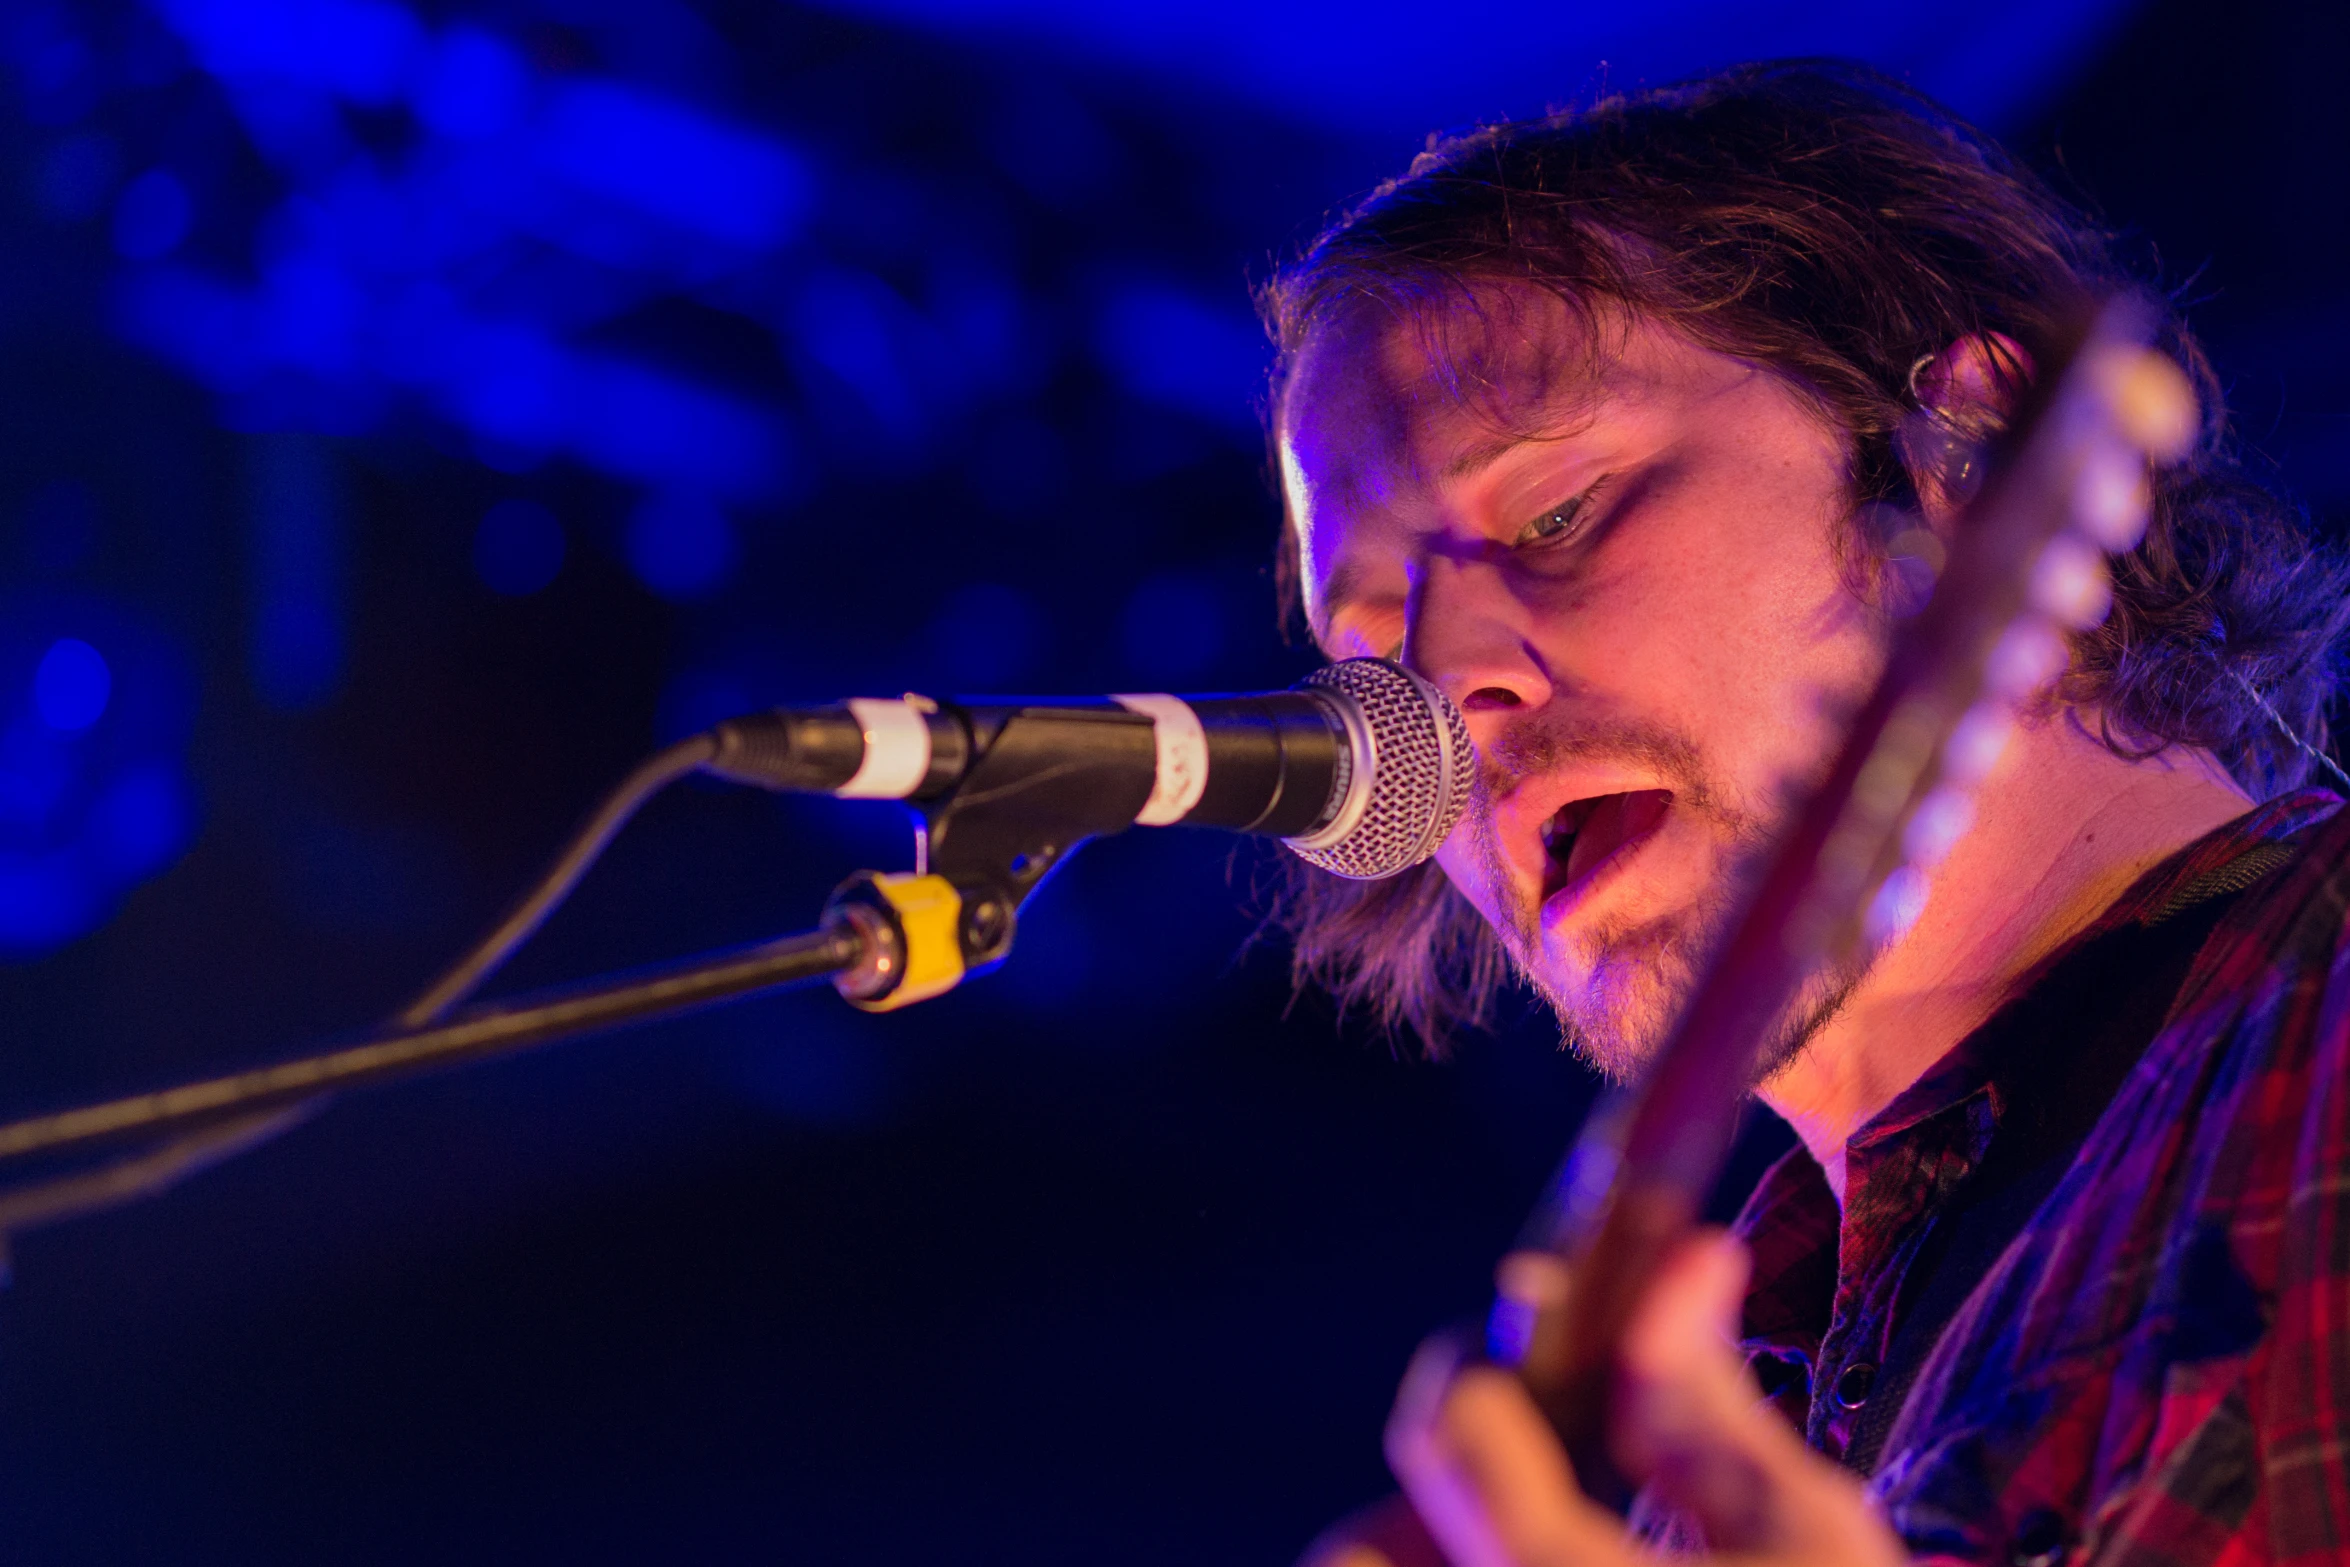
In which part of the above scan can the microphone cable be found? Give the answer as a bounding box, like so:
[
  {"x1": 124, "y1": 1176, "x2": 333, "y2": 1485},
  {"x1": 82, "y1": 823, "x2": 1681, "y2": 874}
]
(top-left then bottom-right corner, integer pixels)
[
  {"x1": 397, "y1": 732, "x2": 721, "y2": 1027},
  {"x1": 0, "y1": 734, "x2": 728, "y2": 1257}
]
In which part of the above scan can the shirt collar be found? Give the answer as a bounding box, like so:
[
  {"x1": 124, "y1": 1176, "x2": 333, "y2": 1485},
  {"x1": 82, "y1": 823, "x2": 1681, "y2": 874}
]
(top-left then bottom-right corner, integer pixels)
[{"x1": 1729, "y1": 788, "x2": 2342, "y2": 1358}]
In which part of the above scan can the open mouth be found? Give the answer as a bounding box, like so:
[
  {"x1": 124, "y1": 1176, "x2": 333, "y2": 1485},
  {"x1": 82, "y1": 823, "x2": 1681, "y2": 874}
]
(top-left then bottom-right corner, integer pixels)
[{"x1": 1539, "y1": 788, "x2": 1674, "y2": 911}]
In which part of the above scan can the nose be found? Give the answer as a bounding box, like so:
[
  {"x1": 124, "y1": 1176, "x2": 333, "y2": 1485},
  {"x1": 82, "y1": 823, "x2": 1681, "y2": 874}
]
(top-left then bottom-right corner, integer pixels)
[{"x1": 1403, "y1": 551, "x2": 1554, "y2": 718}]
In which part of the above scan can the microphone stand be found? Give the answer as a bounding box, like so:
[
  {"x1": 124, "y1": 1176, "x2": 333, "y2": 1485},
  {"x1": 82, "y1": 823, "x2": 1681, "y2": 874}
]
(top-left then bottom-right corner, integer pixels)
[
  {"x1": 0, "y1": 921, "x2": 873, "y2": 1168},
  {"x1": 0, "y1": 916, "x2": 876, "y2": 1271},
  {"x1": 0, "y1": 694, "x2": 1169, "y2": 1276}
]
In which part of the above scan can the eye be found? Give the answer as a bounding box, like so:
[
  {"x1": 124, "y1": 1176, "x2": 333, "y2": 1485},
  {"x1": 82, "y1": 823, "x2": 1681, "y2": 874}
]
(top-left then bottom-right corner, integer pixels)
[{"x1": 1511, "y1": 483, "x2": 1604, "y2": 550}]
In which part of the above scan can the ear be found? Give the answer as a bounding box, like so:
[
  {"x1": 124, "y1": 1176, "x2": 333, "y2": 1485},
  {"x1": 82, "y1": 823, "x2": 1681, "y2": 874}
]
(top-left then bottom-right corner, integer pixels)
[{"x1": 1902, "y1": 333, "x2": 2033, "y2": 526}]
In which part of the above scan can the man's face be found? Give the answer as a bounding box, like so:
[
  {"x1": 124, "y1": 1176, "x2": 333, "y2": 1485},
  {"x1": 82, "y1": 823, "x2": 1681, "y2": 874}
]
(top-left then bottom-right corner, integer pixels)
[{"x1": 1281, "y1": 291, "x2": 1888, "y2": 1077}]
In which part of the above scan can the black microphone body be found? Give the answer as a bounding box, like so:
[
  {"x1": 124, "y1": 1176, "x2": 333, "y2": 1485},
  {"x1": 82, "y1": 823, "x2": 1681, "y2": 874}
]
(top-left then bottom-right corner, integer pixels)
[{"x1": 706, "y1": 693, "x2": 1345, "y2": 837}]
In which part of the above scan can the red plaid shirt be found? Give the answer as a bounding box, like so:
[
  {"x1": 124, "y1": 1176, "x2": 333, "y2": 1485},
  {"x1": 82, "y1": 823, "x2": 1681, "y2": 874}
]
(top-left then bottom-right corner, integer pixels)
[{"x1": 1721, "y1": 789, "x2": 2350, "y2": 1566}]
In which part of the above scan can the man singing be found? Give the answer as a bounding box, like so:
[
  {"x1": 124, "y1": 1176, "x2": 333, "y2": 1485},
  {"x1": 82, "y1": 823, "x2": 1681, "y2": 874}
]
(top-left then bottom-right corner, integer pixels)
[{"x1": 1265, "y1": 62, "x2": 2350, "y2": 1567}]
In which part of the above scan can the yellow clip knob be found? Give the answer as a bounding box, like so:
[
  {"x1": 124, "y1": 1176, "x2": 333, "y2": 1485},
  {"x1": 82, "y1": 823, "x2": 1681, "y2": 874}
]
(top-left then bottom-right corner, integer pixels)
[{"x1": 849, "y1": 873, "x2": 965, "y2": 1013}]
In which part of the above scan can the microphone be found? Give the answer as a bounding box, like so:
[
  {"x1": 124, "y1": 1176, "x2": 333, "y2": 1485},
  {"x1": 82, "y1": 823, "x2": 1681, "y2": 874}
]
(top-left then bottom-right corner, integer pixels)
[
  {"x1": 0, "y1": 662, "x2": 1471, "y2": 1219},
  {"x1": 699, "y1": 657, "x2": 1474, "y2": 880}
]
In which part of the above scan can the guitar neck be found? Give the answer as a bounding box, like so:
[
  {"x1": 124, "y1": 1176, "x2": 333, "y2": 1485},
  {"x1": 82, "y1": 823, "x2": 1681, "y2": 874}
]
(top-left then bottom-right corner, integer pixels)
[{"x1": 1503, "y1": 297, "x2": 2164, "y2": 1497}]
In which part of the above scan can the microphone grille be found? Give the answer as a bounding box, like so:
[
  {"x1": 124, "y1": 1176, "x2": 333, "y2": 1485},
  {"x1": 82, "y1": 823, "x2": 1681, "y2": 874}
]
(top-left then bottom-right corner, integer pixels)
[{"x1": 1287, "y1": 658, "x2": 1474, "y2": 880}]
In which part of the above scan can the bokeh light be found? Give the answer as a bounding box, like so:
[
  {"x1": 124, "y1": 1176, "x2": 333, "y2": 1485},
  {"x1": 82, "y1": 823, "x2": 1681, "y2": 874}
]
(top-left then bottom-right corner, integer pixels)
[
  {"x1": 88, "y1": 761, "x2": 195, "y2": 878},
  {"x1": 32, "y1": 638, "x2": 110, "y2": 731},
  {"x1": 0, "y1": 604, "x2": 199, "y2": 956}
]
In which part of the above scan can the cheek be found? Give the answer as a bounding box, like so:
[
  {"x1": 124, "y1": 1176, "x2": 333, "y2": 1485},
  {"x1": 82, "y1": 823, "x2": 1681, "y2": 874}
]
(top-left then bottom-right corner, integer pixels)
[
  {"x1": 1694, "y1": 538, "x2": 1884, "y2": 765},
  {"x1": 1534, "y1": 495, "x2": 1874, "y2": 763}
]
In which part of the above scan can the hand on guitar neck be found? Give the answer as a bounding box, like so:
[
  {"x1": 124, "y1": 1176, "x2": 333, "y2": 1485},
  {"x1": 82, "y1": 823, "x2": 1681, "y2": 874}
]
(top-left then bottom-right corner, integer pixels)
[{"x1": 1304, "y1": 1234, "x2": 1905, "y2": 1567}]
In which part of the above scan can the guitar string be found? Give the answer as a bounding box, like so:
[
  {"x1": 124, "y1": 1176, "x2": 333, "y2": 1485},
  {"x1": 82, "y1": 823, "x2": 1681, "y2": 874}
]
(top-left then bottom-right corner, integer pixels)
[{"x1": 2230, "y1": 667, "x2": 2350, "y2": 792}]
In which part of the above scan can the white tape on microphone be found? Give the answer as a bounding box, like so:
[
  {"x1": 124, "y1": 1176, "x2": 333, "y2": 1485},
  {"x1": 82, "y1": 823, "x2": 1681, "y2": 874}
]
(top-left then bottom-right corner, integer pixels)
[
  {"x1": 838, "y1": 698, "x2": 933, "y2": 798},
  {"x1": 1112, "y1": 694, "x2": 1210, "y2": 826}
]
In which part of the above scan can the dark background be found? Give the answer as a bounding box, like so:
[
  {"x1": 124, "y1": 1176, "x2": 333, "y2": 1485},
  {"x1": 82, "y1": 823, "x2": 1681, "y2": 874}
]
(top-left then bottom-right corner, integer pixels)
[{"x1": 0, "y1": 0, "x2": 2342, "y2": 1560}]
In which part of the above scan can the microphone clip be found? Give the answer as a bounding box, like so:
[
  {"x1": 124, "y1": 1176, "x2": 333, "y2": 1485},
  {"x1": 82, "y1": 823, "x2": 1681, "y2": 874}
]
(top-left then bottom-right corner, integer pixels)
[{"x1": 824, "y1": 702, "x2": 1160, "y2": 1011}]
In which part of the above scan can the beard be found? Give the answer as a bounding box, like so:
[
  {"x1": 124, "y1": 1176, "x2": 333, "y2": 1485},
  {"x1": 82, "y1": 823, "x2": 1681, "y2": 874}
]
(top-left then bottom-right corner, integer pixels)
[{"x1": 1455, "y1": 707, "x2": 1868, "y2": 1086}]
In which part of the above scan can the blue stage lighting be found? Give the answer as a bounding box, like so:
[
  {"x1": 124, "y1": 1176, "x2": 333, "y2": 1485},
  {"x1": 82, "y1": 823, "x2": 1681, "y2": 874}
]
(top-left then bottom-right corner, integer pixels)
[
  {"x1": 23, "y1": 481, "x2": 98, "y2": 576},
  {"x1": 725, "y1": 1000, "x2": 891, "y2": 1125},
  {"x1": 1093, "y1": 277, "x2": 1265, "y2": 435},
  {"x1": 1119, "y1": 571, "x2": 1226, "y2": 683},
  {"x1": 33, "y1": 639, "x2": 111, "y2": 732},
  {"x1": 925, "y1": 581, "x2": 1043, "y2": 688},
  {"x1": 968, "y1": 414, "x2": 1071, "y2": 517},
  {"x1": 0, "y1": 596, "x2": 200, "y2": 956},
  {"x1": 157, "y1": 0, "x2": 425, "y2": 104},
  {"x1": 111, "y1": 167, "x2": 192, "y2": 259},
  {"x1": 538, "y1": 80, "x2": 813, "y2": 250},
  {"x1": 6, "y1": 6, "x2": 100, "y2": 127},
  {"x1": 33, "y1": 132, "x2": 121, "y2": 221},
  {"x1": 985, "y1": 81, "x2": 1117, "y2": 205},
  {"x1": 573, "y1": 358, "x2": 795, "y2": 498},
  {"x1": 413, "y1": 25, "x2": 526, "y2": 140},
  {"x1": 0, "y1": 720, "x2": 72, "y2": 827},
  {"x1": 89, "y1": 762, "x2": 194, "y2": 878},
  {"x1": 247, "y1": 434, "x2": 349, "y2": 710},
  {"x1": 788, "y1": 268, "x2": 929, "y2": 445},
  {"x1": 113, "y1": 0, "x2": 813, "y2": 504},
  {"x1": 626, "y1": 491, "x2": 737, "y2": 602},
  {"x1": 0, "y1": 851, "x2": 96, "y2": 952}
]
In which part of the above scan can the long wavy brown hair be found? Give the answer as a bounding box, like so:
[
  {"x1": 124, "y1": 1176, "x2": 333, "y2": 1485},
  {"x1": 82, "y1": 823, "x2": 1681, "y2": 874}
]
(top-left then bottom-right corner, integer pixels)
[{"x1": 1256, "y1": 60, "x2": 2350, "y2": 1053}]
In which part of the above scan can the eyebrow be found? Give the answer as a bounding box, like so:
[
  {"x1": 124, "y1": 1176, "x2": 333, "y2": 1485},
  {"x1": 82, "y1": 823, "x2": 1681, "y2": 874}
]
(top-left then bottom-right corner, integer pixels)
[
  {"x1": 1315, "y1": 431, "x2": 1541, "y2": 636},
  {"x1": 1312, "y1": 406, "x2": 1595, "y2": 636},
  {"x1": 1439, "y1": 433, "x2": 1527, "y2": 480}
]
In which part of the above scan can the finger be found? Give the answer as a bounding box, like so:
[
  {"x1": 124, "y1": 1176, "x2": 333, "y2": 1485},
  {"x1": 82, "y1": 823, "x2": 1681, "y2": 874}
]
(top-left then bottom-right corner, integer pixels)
[
  {"x1": 1610, "y1": 1234, "x2": 1788, "y2": 1535},
  {"x1": 1435, "y1": 1370, "x2": 1634, "y2": 1565},
  {"x1": 1618, "y1": 1232, "x2": 1757, "y2": 1421},
  {"x1": 1296, "y1": 1495, "x2": 1449, "y2": 1567},
  {"x1": 1306, "y1": 1542, "x2": 1410, "y2": 1567},
  {"x1": 1616, "y1": 1230, "x2": 1757, "y2": 1432},
  {"x1": 1613, "y1": 1233, "x2": 1892, "y2": 1558},
  {"x1": 1387, "y1": 1337, "x2": 1632, "y2": 1567},
  {"x1": 1632, "y1": 1227, "x2": 1752, "y2": 1355},
  {"x1": 1494, "y1": 1250, "x2": 1572, "y2": 1315}
]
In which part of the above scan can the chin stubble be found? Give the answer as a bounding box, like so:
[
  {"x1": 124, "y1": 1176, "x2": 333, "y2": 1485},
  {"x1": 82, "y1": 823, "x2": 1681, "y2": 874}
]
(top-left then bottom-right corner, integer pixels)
[{"x1": 1460, "y1": 708, "x2": 1861, "y2": 1085}]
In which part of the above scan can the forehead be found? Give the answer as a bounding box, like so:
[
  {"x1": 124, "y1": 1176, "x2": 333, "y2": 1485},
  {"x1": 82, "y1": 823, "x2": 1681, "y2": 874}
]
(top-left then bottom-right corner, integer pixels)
[{"x1": 1279, "y1": 287, "x2": 1617, "y2": 506}]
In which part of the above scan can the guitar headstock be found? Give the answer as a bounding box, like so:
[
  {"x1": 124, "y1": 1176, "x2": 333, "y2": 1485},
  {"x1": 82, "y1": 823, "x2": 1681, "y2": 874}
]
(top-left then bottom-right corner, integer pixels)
[{"x1": 1843, "y1": 301, "x2": 2201, "y2": 955}]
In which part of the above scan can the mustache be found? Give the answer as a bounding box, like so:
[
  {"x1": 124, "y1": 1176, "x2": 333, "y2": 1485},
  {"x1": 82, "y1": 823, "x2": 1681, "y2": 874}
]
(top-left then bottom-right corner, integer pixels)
[
  {"x1": 1457, "y1": 707, "x2": 1727, "y2": 962},
  {"x1": 1474, "y1": 708, "x2": 1720, "y2": 813}
]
